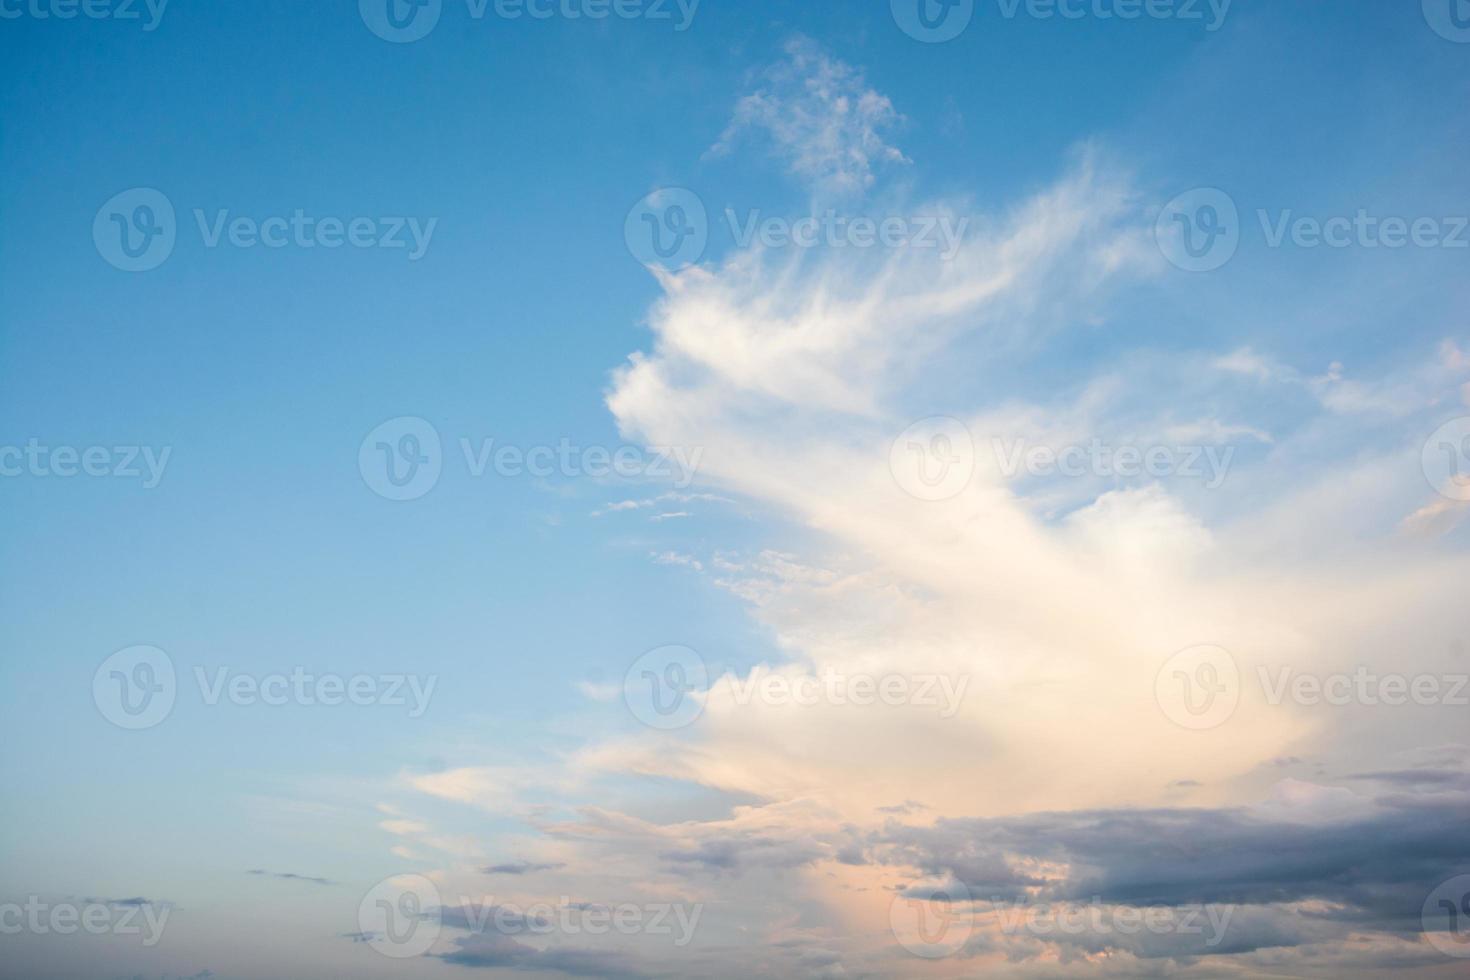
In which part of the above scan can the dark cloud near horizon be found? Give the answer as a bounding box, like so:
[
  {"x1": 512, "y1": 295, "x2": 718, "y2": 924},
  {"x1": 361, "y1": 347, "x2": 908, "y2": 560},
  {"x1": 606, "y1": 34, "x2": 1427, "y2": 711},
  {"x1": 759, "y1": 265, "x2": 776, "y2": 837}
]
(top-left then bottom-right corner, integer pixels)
[
  {"x1": 247, "y1": 869, "x2": 334, "y2": 886},
  {"x1": 434, "y1": 934, "x2": 653, "y2": 978},
  {"x1": 875, "y1": 769, "x2": 1470, "y2": 960},
  {"x1": 481, "y1": 860, "x2": 566, "y2": 875}
]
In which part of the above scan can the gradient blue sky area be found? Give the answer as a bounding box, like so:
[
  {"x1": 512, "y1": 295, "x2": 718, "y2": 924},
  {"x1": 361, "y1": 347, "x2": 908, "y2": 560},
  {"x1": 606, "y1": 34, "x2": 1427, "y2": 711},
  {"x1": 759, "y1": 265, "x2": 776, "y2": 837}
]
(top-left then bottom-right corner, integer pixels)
[{"x1": 2, "y1": 1, "x2": 1468, "y2": 978}]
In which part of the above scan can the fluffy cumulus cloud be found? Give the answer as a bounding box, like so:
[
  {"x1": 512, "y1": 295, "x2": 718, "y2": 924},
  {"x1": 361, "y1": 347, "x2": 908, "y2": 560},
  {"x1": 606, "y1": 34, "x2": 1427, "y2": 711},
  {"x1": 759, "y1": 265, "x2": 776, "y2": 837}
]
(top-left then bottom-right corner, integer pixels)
[{"x1": 387, "y1": 38, "x2": 1470, "y2": 979}]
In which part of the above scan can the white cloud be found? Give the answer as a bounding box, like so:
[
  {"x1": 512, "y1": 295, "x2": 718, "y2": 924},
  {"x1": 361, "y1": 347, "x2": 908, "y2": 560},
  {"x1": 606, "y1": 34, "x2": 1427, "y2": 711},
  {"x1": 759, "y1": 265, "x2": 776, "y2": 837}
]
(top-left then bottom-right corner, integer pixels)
[{"x1": 707, "y1": 37, "x2": 908, "y2": 196}]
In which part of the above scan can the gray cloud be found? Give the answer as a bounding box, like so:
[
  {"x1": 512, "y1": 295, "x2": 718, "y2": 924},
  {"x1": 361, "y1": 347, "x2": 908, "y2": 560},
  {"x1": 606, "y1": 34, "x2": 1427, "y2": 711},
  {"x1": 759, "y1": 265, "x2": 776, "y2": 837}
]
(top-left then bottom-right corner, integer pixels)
[
  {"x1": 875, "y1": 771, "x2": 1470, "y2": 959},
  {"x1": 434, "y1": 934, "x2": 653, "y2": 978},
  {"x1": 247, "y1": 869, "x2": 334, "y2": 886},
  {"x1": 481, "y1": 861, "x2": 566, "y2": 875}
]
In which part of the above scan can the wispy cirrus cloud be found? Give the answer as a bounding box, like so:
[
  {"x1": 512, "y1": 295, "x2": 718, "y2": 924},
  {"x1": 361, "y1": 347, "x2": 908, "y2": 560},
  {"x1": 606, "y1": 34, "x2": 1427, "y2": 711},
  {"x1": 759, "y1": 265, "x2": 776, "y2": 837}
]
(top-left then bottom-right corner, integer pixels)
[{"x1": 706, "y1": 36, "x2": 909, "y2": 196}]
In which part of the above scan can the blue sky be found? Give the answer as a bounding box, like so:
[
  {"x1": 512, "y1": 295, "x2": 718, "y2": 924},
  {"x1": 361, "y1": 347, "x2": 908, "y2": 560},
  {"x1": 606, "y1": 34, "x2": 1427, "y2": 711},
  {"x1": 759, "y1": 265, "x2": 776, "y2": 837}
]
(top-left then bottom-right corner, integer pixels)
[{"x1": 2, "y1": 2, "x2": 1469, "y2": 978}]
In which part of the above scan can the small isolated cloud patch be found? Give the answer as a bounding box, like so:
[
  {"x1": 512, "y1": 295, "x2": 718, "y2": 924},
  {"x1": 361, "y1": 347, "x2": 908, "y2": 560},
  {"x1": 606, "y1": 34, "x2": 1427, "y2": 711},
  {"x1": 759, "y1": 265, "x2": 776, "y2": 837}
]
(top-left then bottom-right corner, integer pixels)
[{"x1": 707, "y1": 36, "x2": 908, "y2": 196}]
